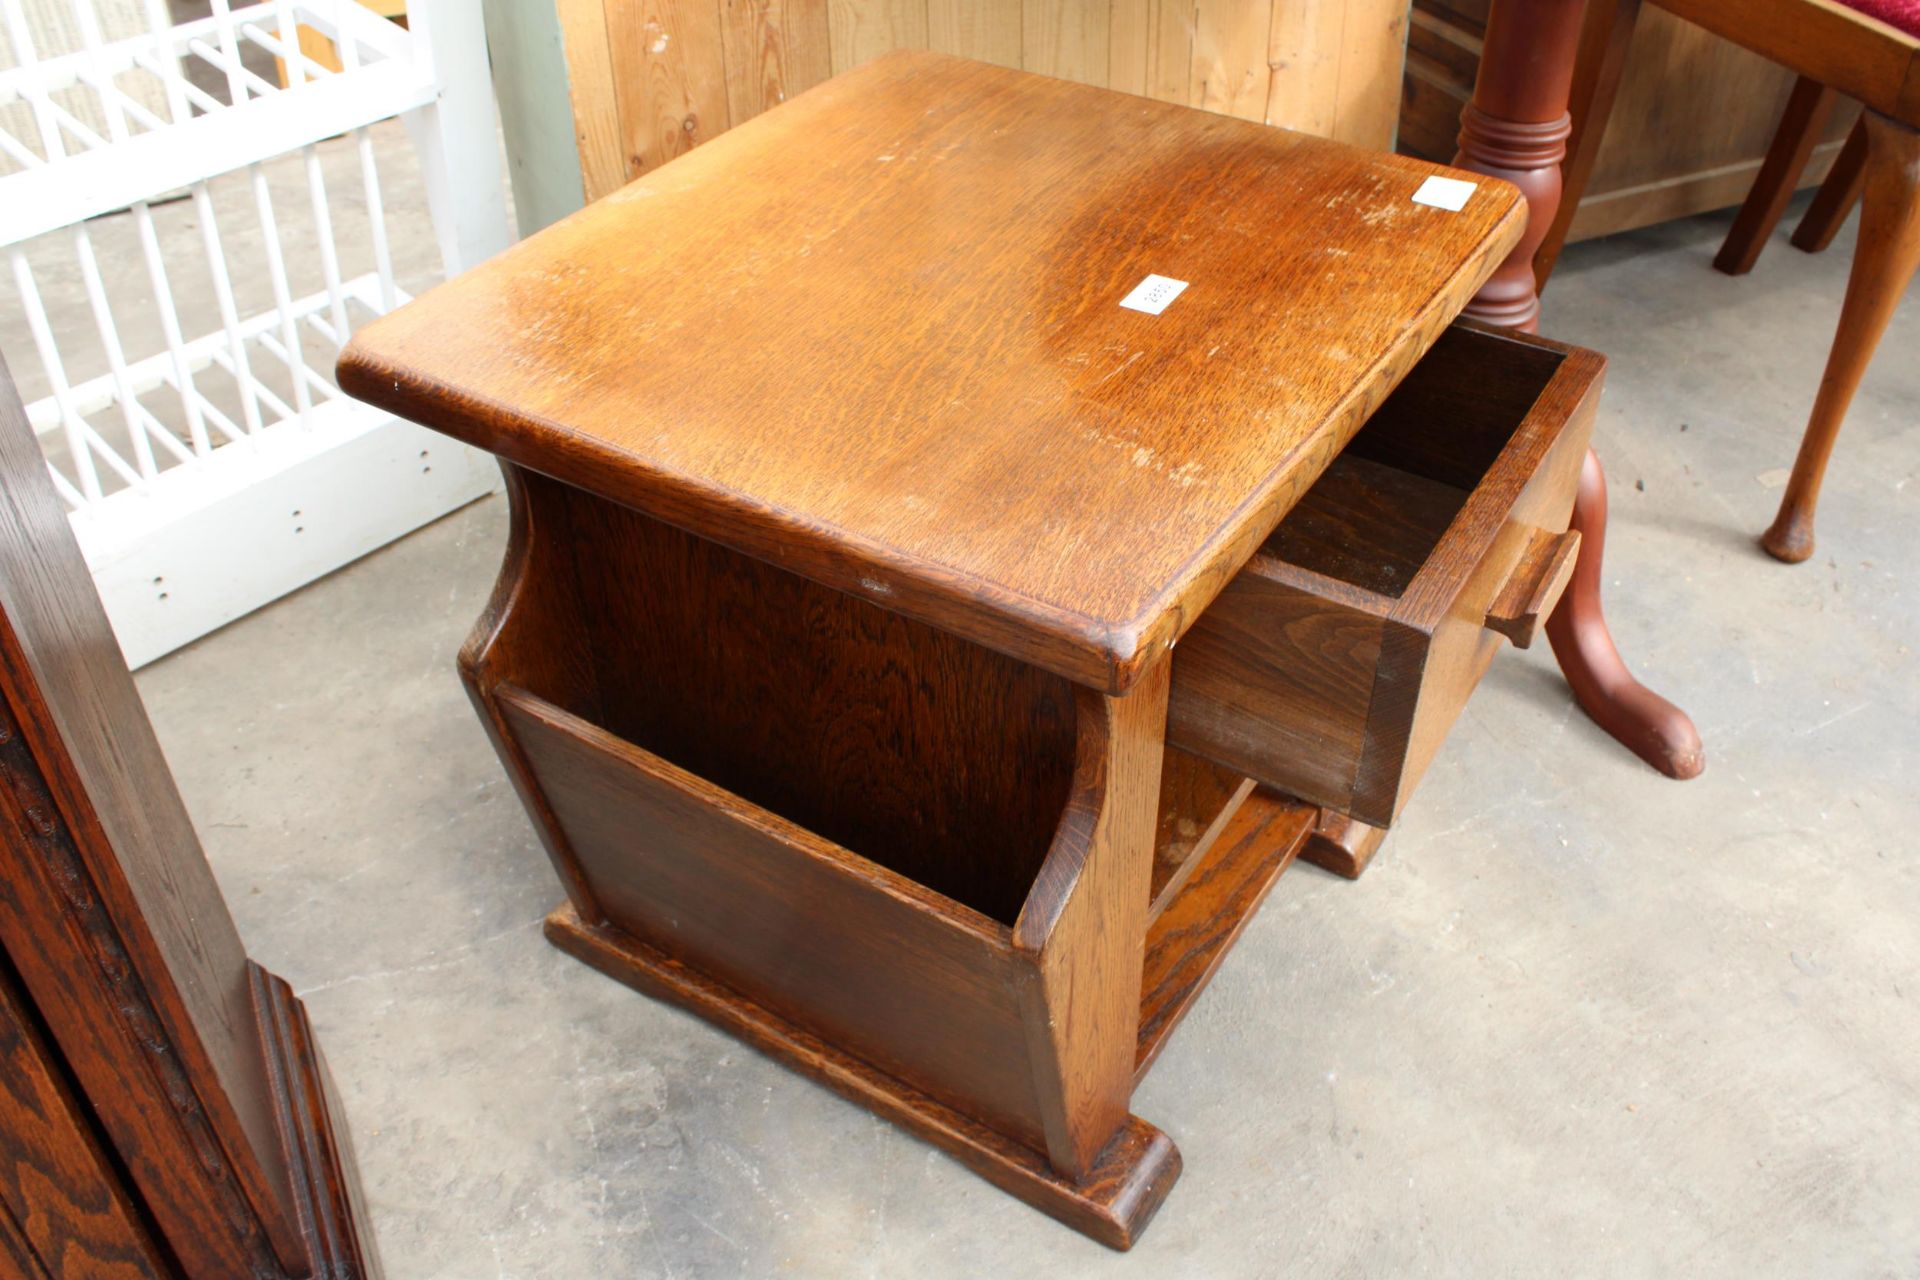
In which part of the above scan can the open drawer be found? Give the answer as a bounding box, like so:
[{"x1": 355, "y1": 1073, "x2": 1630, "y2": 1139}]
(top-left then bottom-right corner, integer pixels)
[{"x1": 1168, "y1": 321, "x2": 1601, "y2": 828}]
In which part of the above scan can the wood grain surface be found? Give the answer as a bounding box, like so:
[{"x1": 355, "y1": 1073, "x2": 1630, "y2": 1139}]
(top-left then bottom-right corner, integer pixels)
[
  {"x1": 343, "y1": 51, "x2": 1523, "y2": 694},
  {"x1": 0, "y1": 355, "x2": 380, "y2": 1279},
  {"x1": 0, "y1": 955, "x2": 165, "y2": 1280}
]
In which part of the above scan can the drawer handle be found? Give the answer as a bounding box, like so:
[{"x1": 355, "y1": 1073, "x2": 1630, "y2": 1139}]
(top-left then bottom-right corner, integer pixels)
[{"x1": 1484, "y1": 529, "x2": 1581, "y2": 650}]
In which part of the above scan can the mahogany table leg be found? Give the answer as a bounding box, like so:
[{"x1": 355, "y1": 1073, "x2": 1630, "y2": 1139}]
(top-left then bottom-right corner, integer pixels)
[
  {"x1": 1545, "y1": 451, "x2": 1705, "y2": 778},
  {"x1": 1762, "y1": 111, "x2": 1920, "y2": 564},
  {"x1": 1452, "y1": 0, "x2": 1585, "y2": 331},
  {"x1": 1535, "y1": 0, "x2": 1642, "y2": 290},
  {"x1": 1457, "y1": 0, "x2": 1704, "y2": 779}
]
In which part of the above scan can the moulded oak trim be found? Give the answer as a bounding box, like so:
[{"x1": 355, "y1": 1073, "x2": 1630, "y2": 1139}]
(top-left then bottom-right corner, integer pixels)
[
  {"x1": 547, "y1": 906, "x2": 1181, "y2": 1250},
  {"x1": 251, "y1": 965, "x2": 385, "y2": 1279}
]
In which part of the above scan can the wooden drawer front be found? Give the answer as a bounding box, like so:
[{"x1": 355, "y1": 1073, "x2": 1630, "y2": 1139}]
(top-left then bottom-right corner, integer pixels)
[{"x1": 1169, "y1": 322, "x2": 1601, "y2": 827}]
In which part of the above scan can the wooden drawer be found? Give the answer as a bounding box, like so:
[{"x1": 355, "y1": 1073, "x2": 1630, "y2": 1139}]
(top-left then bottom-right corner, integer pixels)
[{"x1": 1169, "y1": 322, "x2": 1601, "y2": 828}]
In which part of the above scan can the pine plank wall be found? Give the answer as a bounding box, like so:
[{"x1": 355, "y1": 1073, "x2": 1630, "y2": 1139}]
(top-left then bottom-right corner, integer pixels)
[{"x1": 554, "y1": 0, "x2": 1413, "y2": 201}]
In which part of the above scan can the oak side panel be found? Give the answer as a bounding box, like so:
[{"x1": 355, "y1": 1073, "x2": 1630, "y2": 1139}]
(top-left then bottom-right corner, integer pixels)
[
  {"x1": 1014, "y1": 667, "x2": 1169, "y2": 1179},
  {"x1": 543, "y1": 479, "x2": 1079, "y2": 925},
  {"x1": 0, "y1": 955, "x2": 166, "y2": 1280},
  {"x1": 500, "y1": 688, "x2": 1050, "y2": 1150},
  {"x1": 0, "y1": 359, "x2": 305, "y2": 1276}
]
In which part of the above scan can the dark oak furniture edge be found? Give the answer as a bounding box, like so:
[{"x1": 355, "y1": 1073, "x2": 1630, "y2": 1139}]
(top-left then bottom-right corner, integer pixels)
[
  {"x1": 546, "y1": 905, "x2": 1180, "y2": 1251},
  {"x1": 252, "y1": 965, "x2": 385, "y2": 1280},
  {"x1": 0, "y1": 355, "x2": 380, "y2": 1276}
]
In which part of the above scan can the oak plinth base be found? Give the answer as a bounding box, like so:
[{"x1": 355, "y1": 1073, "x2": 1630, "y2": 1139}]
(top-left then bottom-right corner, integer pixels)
[
  {"x1": 546, "y1": 905, "x2": 1181, "y2": 1251},
  {"x1": 1300, "y1": 812, "x2": 1388, "y2": 881}
]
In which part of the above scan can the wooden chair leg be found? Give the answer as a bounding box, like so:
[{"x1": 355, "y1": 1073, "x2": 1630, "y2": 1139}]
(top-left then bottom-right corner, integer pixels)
[
  {"x1": 1535, "y1": 0, "x2": 1643, "y2": 291},
  {"x1": 1546, "y1": 450, "x2": 1706, "y2": 779},
  {"x1": 1763, "y1": 112, "x2": 1920, "y2": 563},
  {"x1": 1715, "y1": 76, "x2": 1837, "y2": 276},
  {"x1": 1792, "y1": 115, "x2": 1867, "y2": 254}
]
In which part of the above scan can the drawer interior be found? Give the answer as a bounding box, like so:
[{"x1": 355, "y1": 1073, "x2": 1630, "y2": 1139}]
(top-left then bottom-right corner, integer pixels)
[
  {"x1": 1168, "y1": 322, "x2": 1595, "y2": 828},
  {"x1": 1266, "y1": 323, "x2": 1568, "y2": 599}
]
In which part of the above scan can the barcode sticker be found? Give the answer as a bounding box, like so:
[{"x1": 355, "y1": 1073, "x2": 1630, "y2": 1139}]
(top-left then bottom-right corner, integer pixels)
[
  {"x1": 1120, "y1": 275, "x2": 1189, "y2": 315},
  {"x1": 1411, "y1": 175, "x2": 1477, "y2": 212}
]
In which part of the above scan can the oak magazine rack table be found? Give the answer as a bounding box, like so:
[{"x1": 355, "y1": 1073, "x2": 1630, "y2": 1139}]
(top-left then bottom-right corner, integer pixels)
[{"x1": 341, "y1": 53, "x2": 1613, "y2": 1249}]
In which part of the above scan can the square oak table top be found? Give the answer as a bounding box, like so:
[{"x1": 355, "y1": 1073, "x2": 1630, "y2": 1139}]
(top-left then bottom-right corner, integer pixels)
[{"x1": 340, "y1": 52, "x2": 1522, "y2": 694}]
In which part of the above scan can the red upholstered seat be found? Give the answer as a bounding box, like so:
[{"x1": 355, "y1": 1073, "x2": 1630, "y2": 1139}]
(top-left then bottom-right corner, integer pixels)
[{"x1": 1838, "y1": 0, "x2": 1920, "y2": 37}]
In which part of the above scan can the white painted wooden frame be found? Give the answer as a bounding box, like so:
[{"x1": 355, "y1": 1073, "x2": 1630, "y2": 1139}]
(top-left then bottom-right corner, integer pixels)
[{"x1": 1, "y1": 0, "x2": 511, "y2": 667}]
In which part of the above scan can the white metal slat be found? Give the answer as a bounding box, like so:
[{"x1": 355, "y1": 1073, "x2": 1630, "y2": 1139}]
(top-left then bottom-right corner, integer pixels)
[
  {"x1": 1, "y1": 55, "x2": 435, "y2": 245},
  {"x1": 3, "y1": 0, "x2": 511, "y2": 667}
]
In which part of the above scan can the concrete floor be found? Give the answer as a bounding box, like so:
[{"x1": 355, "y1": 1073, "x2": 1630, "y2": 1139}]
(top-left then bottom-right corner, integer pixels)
[{"x1": 129, "y1": 198, "x2": 1918, "y2": 1278}]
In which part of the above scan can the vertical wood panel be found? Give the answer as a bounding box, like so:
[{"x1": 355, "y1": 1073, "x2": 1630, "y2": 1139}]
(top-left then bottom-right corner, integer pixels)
[
  {"x1": 928, "y1": 0, "x2": 1022, "y2": 68},
  {"x1": 1109, "y1": 0, "x2": 1152, "y2": 95},
  {"x1": 1023, "y1": 0, "x2": 1110, "y2": 83},
  {"x1": 1148, "y1": 4, "x2": 1191, "y2": 107},
  {"x1": 565, "y1": 0, "x2": 1415, "y2": 205},
  {"x1": 828, "y1": 0, "x2": 928, "y2": 74},
  {"x1": 606, "y1": 0, "x2": 731, "y2": 179},
  {"x1": 1328, "y1": 0, "x2": 1407, "y2": 148},
  {"x1": 1265, "y1": 0, "x2": 1341, "y2": 135},
  {"x1": 1191, "y1": 0, "x2": 1273, "y2": 120},
  {"x1": 722, "y1": 0, "x2": 834, "y2": 124},
  {"x1": 558, "y1": 0, "x2": 638, "y2": 199}
]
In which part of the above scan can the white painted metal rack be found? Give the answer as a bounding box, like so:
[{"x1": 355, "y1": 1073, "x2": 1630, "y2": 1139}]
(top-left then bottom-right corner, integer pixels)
[{"x1": 1, "y1": 0, "x2": 510, "y2": 666}]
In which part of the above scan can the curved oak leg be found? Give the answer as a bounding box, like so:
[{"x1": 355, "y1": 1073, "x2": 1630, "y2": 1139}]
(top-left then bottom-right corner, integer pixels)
[
  {"x1": 1546, "y1": 449, "x2": 1705, "y2": 778},
  {"x1": 1762, "y1": 111, "x2": 1920, "y2": 564}
]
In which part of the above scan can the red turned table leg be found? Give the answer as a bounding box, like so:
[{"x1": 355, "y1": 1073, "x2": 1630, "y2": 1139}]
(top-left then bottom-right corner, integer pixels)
[{"x1": 1455, "y1": 0, "x2": 1704, "y2": 780}]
